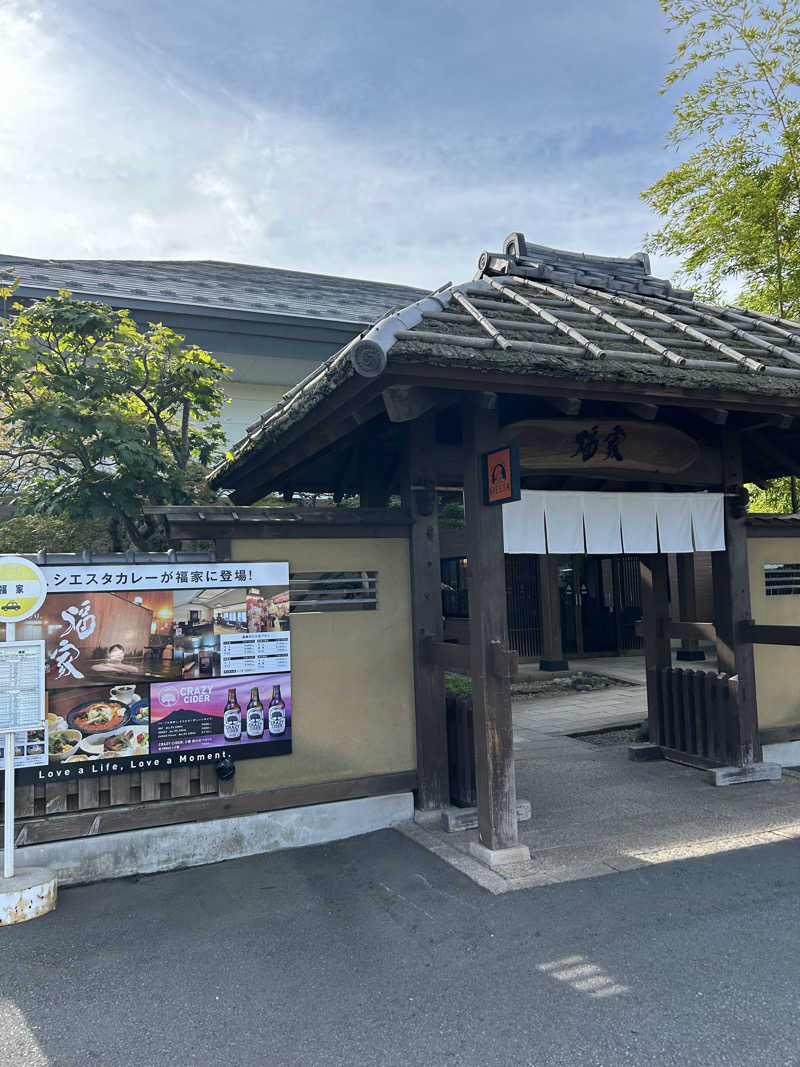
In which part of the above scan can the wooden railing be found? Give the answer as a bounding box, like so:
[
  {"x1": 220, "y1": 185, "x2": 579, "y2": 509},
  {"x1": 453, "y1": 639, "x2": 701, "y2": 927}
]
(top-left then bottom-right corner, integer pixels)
[{"x1": 648, "y1": 666, "x2": 741, "y2": 767}]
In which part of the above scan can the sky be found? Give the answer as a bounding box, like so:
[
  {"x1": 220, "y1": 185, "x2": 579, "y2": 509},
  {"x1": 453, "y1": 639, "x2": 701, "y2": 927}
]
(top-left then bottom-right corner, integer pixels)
[{"x1": 0, "y1": 0, "x2": 686, "y2": 289}]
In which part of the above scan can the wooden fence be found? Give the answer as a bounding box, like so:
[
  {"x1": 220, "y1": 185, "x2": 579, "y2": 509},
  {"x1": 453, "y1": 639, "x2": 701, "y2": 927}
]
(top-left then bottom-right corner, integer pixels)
[
  {"x1": 647, "y1": 666, "x2": 740, "y2": 766},
  {"x1": 3, "y1": 765, "x2": 220, "y2": 825}
]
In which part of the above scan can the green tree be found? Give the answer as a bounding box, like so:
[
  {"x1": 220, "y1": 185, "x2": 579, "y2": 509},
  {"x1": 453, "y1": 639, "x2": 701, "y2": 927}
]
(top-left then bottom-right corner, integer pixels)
[
  {"x1": 0, "y1": 288, "x2": 230, "y2": 548},
  {"x1": 644, "y1": 2, "x2": 800, "y2": 512},
  {"x1": 643, "y1": 1, "x2": 800, "y2": 314}
]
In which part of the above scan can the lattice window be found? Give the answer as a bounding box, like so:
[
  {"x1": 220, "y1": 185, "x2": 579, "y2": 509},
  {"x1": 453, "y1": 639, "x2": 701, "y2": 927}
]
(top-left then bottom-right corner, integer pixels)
[
  {"x1": 764, "y1": 563, "x2": 800, "y2": 596},
  {"x1": 289, "y1": 572, "x2": 377, "y2": 612}
]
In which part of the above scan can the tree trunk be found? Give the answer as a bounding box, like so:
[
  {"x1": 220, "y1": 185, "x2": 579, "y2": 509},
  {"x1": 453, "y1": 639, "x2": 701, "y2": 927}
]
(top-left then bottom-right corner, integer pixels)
[
  {"x1": 773, "y1": 205, "x2": 785, "y2": 318},
  {"x1": 109, "y1": 517, "x2": 123, "y2": 552}
]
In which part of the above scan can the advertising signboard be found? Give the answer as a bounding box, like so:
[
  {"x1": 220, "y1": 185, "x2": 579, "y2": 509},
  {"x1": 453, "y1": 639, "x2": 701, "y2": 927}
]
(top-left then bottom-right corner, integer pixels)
[
  {"x1": 482, "y1": 445, "x2": 521, "y2": 505},
  {"x1": 0, "y1": 561, "x2": 293, "y2": 783}
]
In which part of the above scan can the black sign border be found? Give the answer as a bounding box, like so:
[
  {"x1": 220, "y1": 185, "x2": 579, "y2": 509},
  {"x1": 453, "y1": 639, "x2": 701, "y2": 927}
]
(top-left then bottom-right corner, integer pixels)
[{"x1": 482, "y1": 444, "x2": 521, "y2": 506}]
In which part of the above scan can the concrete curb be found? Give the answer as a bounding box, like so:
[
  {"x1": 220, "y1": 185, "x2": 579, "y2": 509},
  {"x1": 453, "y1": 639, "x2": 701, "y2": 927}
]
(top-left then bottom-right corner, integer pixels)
[{"x1": 8, "y1": 792, "x2": 414, "y2": 887}]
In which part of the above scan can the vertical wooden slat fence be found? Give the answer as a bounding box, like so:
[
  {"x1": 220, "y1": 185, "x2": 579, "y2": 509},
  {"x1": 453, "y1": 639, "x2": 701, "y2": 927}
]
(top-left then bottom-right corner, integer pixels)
[
  {"x1": 648, "y1": 666, "x2": 741, "y2": 766},
  {"x1": 3, "y1": 766, "x2": 219, "y2": 824}
]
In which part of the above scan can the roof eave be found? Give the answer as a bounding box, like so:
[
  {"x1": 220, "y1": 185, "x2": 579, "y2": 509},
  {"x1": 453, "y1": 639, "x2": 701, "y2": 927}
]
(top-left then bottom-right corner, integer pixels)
[{"x1": 11, "y1": 283, "x2": 374, "y2": 331}]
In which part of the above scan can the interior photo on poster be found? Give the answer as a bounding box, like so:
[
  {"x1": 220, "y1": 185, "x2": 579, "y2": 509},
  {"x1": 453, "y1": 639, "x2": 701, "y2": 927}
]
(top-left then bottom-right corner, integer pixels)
[
  {"x1": 150, "y1": 673, "x2": 291, "y2": 754},
  {"x1": 173, "y1": 586, "x2": 290, "y2": 678}
]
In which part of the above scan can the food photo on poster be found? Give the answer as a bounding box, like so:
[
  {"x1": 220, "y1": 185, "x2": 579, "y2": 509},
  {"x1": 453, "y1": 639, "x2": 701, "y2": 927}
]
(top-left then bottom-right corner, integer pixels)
[
  {"x1": 46, "y1": 683, "x2": 151, "y2": 766},
  {"x1": 0, "y1": 561, "x2": 294, "y2": 782}
]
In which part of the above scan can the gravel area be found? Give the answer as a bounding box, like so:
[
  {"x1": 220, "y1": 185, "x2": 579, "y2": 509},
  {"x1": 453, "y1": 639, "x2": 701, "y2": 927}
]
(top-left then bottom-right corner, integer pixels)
[
  {"x1": 512, "y1": 670, "x2": 634, "y2": 700},
  {"x1": 570, "y1": 723, "x2": 647, "y2": 746}
]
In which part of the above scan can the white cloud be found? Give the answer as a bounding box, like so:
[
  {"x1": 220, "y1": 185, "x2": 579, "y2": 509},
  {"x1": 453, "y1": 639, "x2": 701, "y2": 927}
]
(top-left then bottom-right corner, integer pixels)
[{"x1": 0, "y1": 0, "x2": 681, "y2": 289}]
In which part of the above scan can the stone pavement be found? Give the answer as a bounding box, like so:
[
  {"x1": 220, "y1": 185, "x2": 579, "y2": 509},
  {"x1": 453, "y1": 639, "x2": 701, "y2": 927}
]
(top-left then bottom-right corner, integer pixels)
[{"x1": 403, "y1": 654, "x2": 800, "y2": 893}]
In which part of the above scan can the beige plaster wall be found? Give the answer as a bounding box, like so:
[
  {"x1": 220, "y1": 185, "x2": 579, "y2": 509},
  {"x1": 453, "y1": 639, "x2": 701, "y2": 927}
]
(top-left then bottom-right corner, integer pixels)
[
  {"x1": 749, "y1": 537, "x2": 800, "y2": 728},
  {"x1": 228, "y1": 537, "x2": 416, "y2": 792}
]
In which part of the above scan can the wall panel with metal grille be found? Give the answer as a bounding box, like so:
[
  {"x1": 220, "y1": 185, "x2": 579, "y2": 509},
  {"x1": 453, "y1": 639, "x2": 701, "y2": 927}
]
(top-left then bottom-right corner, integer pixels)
[
  {"x1": 289, "y1": 571, "x2": 378, "y2": 612},
  {"x1": 764, "y1": 563, "x2": 800, "y2": 597}
]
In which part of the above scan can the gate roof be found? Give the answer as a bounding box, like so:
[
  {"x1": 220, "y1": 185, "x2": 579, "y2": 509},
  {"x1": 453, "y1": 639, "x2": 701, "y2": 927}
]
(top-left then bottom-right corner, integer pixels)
[{"x1": 210, "y1": 232, "x2": 800, "y2": 501}]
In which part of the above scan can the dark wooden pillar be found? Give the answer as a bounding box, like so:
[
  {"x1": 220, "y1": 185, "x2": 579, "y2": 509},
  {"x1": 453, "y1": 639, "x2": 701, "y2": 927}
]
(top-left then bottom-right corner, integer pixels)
[
  {"x1": 461, "y1": 394, "x2": 521, "y2": 854},
  {"x1": 538, "y1": 556, "x2": 568, "y2": 671},
  {"x1": 718, "y1": 432, "x2": 760, "y2": 765},
  {"x1": 676, "y1": 553, "x2": 706, "y2": 661},
  {"x1": 640, "y1": 554, "x2": 671, "y2": 746},
  {"x1": 711, "y1": 551, "x2": 735, "y2": 674},
  {"x1": 404, "y1": 413, "x2": 450, "y2": 810}
]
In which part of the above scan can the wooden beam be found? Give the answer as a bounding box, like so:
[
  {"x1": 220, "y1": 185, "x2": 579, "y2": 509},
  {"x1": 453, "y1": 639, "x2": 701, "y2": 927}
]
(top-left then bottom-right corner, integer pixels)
[
  {"x1": 662, "y1": 620, "x2": 717, "y2": 642},
  {"x1": 165, "y1": 508, "x2": 412, "y2": 543},
  {"x1": 739, "y1": 622, "x2": 800, "y2": 646},
  {"x1": 423, "y1": 637, "x2": 471, "y2": 672},
  {"x1": 161, "y1": 506, "x2": 410, "y2": 528},
  {"x1": 404, "y1": 412, "x2": 450, "y2": 810},
  {"x1": 759, "y1": 723, "x2": 800, "y2": 745},
  {"x1": 626, "y1": 402, "x2": 659, "y2": 421},
  {"x1": 385, "y1": 363, "x2": 800, "y2": 417},
  {"x1": 382, "y1": 384, "x2": 440, "y2": 423},
  {"x1": 461, "y1": 393, "x2": 520, "y2": 852},
  {"x1": 746, "y1": 521, "x2": 800, "y2": 538}
]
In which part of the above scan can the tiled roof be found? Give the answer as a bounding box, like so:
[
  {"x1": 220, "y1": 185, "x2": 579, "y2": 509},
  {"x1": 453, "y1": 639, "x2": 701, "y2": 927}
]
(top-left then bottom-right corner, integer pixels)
[
  {"x1": 210, "y1": 231, "x2": 800, "y2": 489},
  {"x1": 0, "y1": 254, "x2": 426, "y2": 325}
]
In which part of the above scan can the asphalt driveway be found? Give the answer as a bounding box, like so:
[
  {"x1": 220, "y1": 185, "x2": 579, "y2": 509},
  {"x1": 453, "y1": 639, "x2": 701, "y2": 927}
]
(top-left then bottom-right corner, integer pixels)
[{"x1": 2, "y1": 828, "x2": 800, "y2": 1066}]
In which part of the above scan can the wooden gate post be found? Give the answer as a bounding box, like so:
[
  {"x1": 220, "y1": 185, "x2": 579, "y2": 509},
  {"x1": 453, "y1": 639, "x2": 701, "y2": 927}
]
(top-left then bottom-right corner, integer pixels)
[
  {"x1": 538, "y1": 556, "x2": 568, "y2": 671},
  {"x1": 719, "y1": 433, "x2": 760, "y2": 766},
  {"x1": 640, "y1": 554, "x2": 671, "y2": 746},
  {"x1": 461, "y1": 394, "x2": 528, "y2": 863},
  {"x1": 404, "y1": 412, "x2": 450, "y2": 811}
]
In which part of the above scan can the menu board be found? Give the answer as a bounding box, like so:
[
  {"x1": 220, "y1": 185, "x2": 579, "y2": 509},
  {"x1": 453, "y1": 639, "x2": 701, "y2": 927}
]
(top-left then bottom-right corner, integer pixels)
[
  {"x1": 0, "y1": 562, "x2": 292, "y2": 782},
  {"x1": 0, "y1": 641, "x2": 45, "y2": 731}
]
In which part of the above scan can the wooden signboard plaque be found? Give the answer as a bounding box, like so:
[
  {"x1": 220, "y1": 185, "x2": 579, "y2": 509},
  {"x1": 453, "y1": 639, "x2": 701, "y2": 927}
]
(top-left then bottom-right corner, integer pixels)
[{"x1": 506, "y1": 419, "x2": 700, "y2": 474}]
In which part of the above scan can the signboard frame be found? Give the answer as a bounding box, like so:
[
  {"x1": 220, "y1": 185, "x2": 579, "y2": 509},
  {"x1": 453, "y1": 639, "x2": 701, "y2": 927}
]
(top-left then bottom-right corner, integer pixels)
[
  {"x1": 482, "y1": 444, "x2": 521, "y2": 506},
  {"x1": 0, "y1": 560, "x2": 294, "y2": 785}
]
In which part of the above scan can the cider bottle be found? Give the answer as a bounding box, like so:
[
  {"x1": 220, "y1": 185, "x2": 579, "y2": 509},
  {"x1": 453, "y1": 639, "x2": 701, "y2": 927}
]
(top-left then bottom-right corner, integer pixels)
[
  {"x1": 267, "y1": 685, "x2": 286, "y2": 736},
  {"x1": 246, "y1": 686, "x2": 264, "y2": 739},
  {"x1": 223, "y1": 687, "x2": 242, "y2": 741}
]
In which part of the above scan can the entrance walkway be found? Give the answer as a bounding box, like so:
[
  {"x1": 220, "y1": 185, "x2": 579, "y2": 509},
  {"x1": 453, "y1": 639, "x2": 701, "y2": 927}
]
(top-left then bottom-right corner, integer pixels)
[{"x1": 403, "y1": 656, "x2": 800, "y2": 893}]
